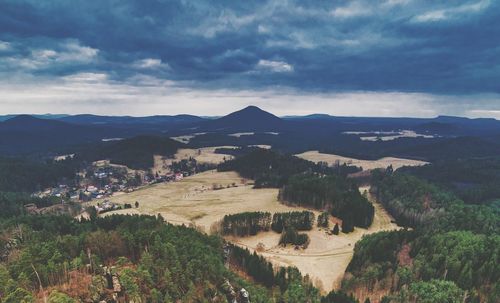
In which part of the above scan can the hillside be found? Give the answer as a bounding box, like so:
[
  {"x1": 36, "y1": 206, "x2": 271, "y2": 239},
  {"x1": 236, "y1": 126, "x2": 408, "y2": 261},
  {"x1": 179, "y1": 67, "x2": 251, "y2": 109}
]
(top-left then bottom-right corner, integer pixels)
[
  {"x1": 201, "y1": 106, "x2": 287, "y2": 132},
  {"x1": 76, "y1": 135, "x2": 182, "y2": 170},
  {"x1": 58, "y1": 114, "x2": 205, "y2": 127},
  {"x1": 0, "y1": 115, "x2": 115, "y2": 155}
]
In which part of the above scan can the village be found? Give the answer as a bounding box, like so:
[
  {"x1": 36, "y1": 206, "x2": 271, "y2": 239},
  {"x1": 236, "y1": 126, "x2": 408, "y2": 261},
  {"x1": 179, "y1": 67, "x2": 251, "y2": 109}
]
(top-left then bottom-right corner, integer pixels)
[{"x1": 27, "y1": 156, "x2": 200, "y2": 215}]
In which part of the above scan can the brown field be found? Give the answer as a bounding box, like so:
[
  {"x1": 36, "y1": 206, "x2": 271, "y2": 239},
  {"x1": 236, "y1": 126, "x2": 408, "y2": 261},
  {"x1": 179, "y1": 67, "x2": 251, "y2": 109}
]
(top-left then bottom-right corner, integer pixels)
[
  {"x1": 103, "y1": 170, "x2": 308, "y2": 231},
  {"x1": 295, "y1": 150, "x2": 428, "y2": 170},
  {"x1": 101, "y1": 171, "x2": 398, "y2": 293}
]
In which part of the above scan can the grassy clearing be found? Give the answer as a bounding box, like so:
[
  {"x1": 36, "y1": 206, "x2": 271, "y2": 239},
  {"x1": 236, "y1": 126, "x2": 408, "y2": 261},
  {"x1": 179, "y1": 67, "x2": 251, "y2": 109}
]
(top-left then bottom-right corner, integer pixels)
[
  {"x1": 103, "y1": 170, "x2": 306, "y2": 231},
  {"x1": 295, "y1": 150, "x2": 428, "y2": 170}
]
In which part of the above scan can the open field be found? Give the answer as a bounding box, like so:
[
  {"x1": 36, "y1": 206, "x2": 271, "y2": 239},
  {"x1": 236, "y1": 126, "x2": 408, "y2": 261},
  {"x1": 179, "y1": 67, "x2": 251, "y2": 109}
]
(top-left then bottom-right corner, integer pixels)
[
  {"x1": 152, "y1": 146, "x2": 237, "y2": 173},
  {"x1": 230, "y1": 186, "x2": 398, "y2": 292},
  {"x1": 170, "y1": 132, "x2": 206, "y2": 143},
  {"x1": 228, "y1": 132, "x2": 255, "y2": 137},
  {"x1": 343, "y1": 130, "x2": 435, "y2": 141},
  {"x1": 295, "y1": 150, "x2": 428, "y2": 170},
  {"x1": 100, "y1": 170, "x2": 398, "y2": 293},
  {"x1": 103, "y1": 170, "x2": 309, "y2": 231}
]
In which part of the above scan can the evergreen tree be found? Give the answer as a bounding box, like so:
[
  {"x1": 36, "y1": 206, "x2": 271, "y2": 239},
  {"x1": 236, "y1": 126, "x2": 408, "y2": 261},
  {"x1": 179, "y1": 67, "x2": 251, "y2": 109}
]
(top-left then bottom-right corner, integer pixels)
[
  {"x1": 317, "y1": 212, "x2": 330, "y2": 228},
  {"x1": 342, "y1": 217, "x2": 354, "y2": 233},
  {"x1": 332, "y1": 223, "x2": 340, "y2": 235}
]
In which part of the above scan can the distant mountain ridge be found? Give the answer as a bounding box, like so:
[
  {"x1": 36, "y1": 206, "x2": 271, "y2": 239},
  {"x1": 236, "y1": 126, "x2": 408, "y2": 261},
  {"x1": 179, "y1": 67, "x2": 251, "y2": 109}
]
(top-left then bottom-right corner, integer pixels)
[
  {"x1": 0, "y1": 114, "x2": 69, "y2": 122},
  {"x1": 2, "y1": 106, "x2": 500, "y2": 158},
  {"x1": 57, "y1": 114, "x2": 205, "y2": 125},
  {"x1": 0, "y1": 115, "x2": 148, "y2": 155}
]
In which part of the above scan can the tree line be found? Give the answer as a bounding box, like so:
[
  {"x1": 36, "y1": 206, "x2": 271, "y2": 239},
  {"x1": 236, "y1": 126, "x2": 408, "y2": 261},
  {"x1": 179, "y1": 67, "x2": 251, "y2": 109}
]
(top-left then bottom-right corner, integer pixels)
[
  {"x1": 279, "y1": 226, "x2": 310, "y2": 248},
  {"x1": 271, "y1": 211, "x2": 315, "y2": 233},
  {"x1": 280, "y1": 173, "x2": 374, "y2": 229},
  {"x1": 222, "y1": 212, "x2": 272, "y2": 237},
  {"x1": 220, "y1": 211, "x2": 315, "y2": 237}
]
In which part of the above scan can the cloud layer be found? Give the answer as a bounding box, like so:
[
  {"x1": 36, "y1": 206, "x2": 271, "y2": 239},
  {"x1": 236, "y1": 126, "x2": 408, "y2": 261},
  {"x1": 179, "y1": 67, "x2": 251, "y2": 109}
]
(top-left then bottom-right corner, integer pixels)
[{"x1": 0, "y1": 0, "x2": 499, "y2": 116}]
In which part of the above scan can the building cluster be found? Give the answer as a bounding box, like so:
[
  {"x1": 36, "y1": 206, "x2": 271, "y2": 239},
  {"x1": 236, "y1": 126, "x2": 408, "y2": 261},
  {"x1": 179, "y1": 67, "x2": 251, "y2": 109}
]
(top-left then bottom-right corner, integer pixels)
[{"x1": 33, "y1": 162, "x2": 191, "y2": 207}]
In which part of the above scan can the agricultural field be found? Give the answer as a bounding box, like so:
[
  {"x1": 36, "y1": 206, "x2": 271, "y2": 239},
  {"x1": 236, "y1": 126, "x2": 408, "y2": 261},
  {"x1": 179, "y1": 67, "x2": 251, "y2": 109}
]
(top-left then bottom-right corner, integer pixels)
[{"x1": 295, "y1": 150, "x2": 428, "y2": 170}]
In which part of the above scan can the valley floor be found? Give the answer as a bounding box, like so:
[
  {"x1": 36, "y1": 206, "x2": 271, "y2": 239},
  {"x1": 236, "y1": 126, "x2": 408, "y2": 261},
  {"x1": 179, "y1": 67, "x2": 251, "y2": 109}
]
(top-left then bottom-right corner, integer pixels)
[{"x1": 99, "y1": 171, "x2": 399, "y2": 293}]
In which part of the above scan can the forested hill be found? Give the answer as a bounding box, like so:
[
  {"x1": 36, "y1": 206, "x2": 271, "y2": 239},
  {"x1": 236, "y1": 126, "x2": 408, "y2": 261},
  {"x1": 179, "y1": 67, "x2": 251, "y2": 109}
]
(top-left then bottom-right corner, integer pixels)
[
  {"x1": 341, "y1": 168, "x2": 500, "y2": 302},
  {"x1": 76, "y1": 135, "x2": 182, "y2": 170},
  {"x1": 200, "y1": 105, "x2": 287, "y2": 132},
  {"x1": 0, "y1": 156, "x2": 78, "y2": 193},
  {"x1": 0, "y1": 115, "x2": 139, "y2": 156},
  {"x1": 398, "y1": 157, "x2": 500, "y2": 205}
]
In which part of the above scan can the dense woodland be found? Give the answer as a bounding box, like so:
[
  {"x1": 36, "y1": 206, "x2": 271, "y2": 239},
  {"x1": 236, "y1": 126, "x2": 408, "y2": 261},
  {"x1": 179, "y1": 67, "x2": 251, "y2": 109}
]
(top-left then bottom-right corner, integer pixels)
[
  {"x1": 342, "y1": 167, "x2": 500, "y2": 302},
  {"x1": 399, "y1": 157, "x2": 500, "y2": 205},
  {"x1": 222, "y1": 212, "x2": 272, "y2": 237},
  {"x1": 76, "y1": 135, "x2": 181, "y2": 170},
  {"x1": 280, "y1": 174, "x2": 374, "y2": 228},
  {"x1": 271, "y1": 211, "x2": 315, "y2": 233},
  {"x1": 0, "y1": 157, "x2": 78, "y2": 193},
  {"x1": 371, "y1": 170, "x2": 452, "y2": 227}
]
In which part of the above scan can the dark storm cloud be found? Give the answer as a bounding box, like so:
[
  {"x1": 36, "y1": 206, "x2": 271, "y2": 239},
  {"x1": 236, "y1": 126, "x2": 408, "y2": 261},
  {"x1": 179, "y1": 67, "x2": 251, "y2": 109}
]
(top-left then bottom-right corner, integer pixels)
[{"x1": 0, "y1": 0, "x2": 499, "y2": 94}]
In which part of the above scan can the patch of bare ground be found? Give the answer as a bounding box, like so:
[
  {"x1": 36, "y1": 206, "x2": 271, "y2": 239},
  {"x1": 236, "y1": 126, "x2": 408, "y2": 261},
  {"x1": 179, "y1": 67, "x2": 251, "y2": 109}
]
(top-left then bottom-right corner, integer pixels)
[{"x1": 295, "y1": 150, "x2": 428, "y2": 170}]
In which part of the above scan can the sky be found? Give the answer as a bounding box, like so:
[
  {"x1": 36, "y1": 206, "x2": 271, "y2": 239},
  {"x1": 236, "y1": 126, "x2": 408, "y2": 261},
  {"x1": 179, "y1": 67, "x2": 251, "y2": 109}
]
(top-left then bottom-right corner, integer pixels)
[{"x1": 0, "y1": 0, "x2": 499, "y2": 117}]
